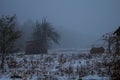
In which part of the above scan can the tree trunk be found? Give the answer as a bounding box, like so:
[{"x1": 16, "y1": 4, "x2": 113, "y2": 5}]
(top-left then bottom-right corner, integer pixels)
[
  {"x1": 1, "y1": 30, "x2": 6, "y2": 70},
  {"x1": 1, "y1": 53, "x2": 5, "y2": 70},
  {"x1": 108, "y1": 39, "x2": 111, "y2": 53}
]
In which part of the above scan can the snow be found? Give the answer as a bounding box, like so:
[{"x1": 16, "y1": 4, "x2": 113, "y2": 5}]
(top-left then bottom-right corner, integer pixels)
[
  {"x1": 56, "y1": 76, "x2": 68, "y2": 80},
  {"x1": 82, "y1": 75, "x2": 110, "y2": 80},
  {"x1": 0, "y1": 51, "x2": 111, "y2": 80}
]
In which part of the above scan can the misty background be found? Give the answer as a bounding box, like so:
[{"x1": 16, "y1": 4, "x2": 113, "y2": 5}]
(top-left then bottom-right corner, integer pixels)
[{"x1": 0, "y1": 0, "x2": 120, "y2": 50}]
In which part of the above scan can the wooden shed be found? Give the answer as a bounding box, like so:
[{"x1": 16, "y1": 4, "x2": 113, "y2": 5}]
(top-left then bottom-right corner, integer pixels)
[{"x1": 25, "y1": 40, "x2": 47, "y2": 54}]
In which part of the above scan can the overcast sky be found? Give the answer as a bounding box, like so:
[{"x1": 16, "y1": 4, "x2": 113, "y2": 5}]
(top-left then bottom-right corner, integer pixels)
[{"x1": 0, "y1": 0, "x2": 120, "y2": 49}]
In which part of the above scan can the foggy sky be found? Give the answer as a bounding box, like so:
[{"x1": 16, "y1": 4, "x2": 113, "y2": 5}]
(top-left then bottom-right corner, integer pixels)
[{"x1": 0, "y1": 0, "x2": 120, "y2": 49}]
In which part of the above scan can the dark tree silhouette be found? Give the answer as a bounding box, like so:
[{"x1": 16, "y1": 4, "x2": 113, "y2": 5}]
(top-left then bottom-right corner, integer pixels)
[
  {"x1": 0, "y1": 15, "x2": 21, "y2": 70},
  {"x1": 111, "y1": 26, "x2": 120, "y2": 79},
  {"x1": 32, "y1": 17, "x2": 60, "y2": 53},
  {"x1": 102, "y1": 27, "x2": 120, "y2": 79},
  {"x1": 113, "y1": 26, "x2": 120, "y2": 54}
]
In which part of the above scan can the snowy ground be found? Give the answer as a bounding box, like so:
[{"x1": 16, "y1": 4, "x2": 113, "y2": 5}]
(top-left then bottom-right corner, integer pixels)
[{"x1": 0, "y1": 50, "x2": 110, "y2": 80}]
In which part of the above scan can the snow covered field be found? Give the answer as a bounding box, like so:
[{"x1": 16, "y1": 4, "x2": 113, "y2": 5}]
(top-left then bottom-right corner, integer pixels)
[{"x1": 0, "y1": 50, "x2": 110, "y2": 80}]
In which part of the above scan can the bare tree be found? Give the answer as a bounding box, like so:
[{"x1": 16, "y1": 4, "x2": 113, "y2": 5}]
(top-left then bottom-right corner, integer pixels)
[
  {"x1": 0, "y1": 15, "x2": 21, "y2": 70},
  {"x1": 32, "y1": 17, "x2": 60, "y2": 53}
]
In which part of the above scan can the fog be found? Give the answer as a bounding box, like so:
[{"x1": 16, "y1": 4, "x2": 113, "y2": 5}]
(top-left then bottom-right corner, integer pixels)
[{"x1": 0, "y1": 0, "x2": 120, "y2": 49}]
